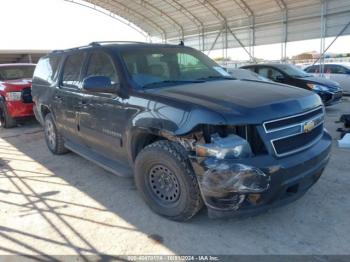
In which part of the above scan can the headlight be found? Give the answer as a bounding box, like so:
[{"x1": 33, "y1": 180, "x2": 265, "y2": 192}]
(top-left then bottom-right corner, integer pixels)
[
  {"x1": 306, "y1": 83, "x2": 329, "y2": 91},
  {"x1": 196, "y1": 134, "x2": 252, "y2": 159},
  {"x1": 5, "y1": 91, "x2": 22, "y2": 101}
]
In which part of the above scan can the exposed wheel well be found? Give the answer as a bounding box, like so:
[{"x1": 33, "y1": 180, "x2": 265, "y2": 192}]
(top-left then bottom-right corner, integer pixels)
[
  {"x1": 132, "y1": 133, "x2": 165, "y2": 162},
  {"x1": 41, "y1": 106, "x2": 51, "y2": 119}
]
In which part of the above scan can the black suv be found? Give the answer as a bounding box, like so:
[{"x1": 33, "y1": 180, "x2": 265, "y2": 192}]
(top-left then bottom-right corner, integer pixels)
[
  {"x1": 32, "y1": 42, "x2": 332, "y2": 221},
  {"x1": 241, "y1": 63, "x2": 343, "y2": 106}
]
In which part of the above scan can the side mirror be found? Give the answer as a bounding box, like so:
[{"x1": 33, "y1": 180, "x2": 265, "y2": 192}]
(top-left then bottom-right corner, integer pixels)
[{"x1": 82, "y1": 76, "x2": 114, "y2": 93}]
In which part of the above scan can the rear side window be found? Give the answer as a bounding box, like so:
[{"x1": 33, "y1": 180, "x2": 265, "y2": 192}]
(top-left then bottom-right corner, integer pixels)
[
  {"x1": 325, "y1": 65, "x2": 348, "y2": 74},
  {"x1": 33, "y1": 56, "x2": 60, "y2": 85},
  {"x1": 86, "y1": 51, "x2": 119, "y2": 84},
  {"x1": 62, "y1": 52, "x2": 86, "y2": 88},
  {"x1": 305, "y1": 65, "x2": 317, "y2": 73}
]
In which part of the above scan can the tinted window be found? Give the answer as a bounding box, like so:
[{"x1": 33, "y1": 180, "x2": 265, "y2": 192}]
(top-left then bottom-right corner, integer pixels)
[
  {"x1": 305, "y1": 65, "x2": 317, "y2": 73},
  {"x1": 0, "y1": 65, "x2": 35, "y2": 81},
  {"x1": 325, "y1": 65, "x2": 348, "y2": 74},
  {"x1": 33, "y1": 56, "x2": 60, "y2": 85},
  {"x1": 86, "y1": 51, "x2": 119, "y2": 84},
  {"x1": 62, "y1": 52, "x2": 86, "y2": 88},
  {"x1": 257, "y1": 67, "x2": 283, "y2": 81}
]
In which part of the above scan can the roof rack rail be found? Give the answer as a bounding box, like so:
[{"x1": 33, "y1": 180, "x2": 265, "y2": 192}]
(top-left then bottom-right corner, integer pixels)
[
  {"x1": 50, "y1": 44, "x2": 94, "y2": 54},
  {"x1": 50, "y1": 41, "x2": 149, "y2": 54},
  {"x1": 88, "y1": 41, "x2": 147, "y2": 46}
]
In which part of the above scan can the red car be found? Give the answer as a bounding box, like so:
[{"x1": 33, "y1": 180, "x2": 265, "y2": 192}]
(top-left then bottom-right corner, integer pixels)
[{"x1": 0, "y1": 63, "x2": 36, "y2": 128}]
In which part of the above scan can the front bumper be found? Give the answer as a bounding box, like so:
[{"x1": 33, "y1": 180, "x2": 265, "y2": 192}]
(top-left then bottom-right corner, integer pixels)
[
  {"x1": 318, "y1": 90, "x2": 343, "y2": 106},
  {"x1": 190, "y1": 131, "x2": 332, "y2": 219},
  {"x1": 6, "y1": 101, "x2": 34, "y2": 118}
]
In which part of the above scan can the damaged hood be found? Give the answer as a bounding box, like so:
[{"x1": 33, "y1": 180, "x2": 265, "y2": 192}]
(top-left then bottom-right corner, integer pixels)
[{"x1": 146, "y1": 79, "x2": 322, "y2": 124}]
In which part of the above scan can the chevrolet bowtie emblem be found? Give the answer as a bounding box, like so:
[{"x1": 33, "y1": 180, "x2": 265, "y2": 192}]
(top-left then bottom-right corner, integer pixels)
[{"x1": 303, "y1": 120, "x2": 316, "y2": 133}]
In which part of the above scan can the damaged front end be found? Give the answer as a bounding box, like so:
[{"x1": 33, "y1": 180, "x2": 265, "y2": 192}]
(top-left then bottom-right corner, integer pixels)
[
  {"x1": 165, "y1": 121, "x2": 331, "y2": 218},
  {"x1": 191, "y1": 130, "x2": 270, "y2": 215},
  {"x1": 170, "y1": 124, "x2": 272, "y2": 215}
]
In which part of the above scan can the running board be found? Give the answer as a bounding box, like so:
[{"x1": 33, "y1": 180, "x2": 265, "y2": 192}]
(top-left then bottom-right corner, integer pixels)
[{"x1": 65, "y1": 141, "x2": 134, "y2": 177}]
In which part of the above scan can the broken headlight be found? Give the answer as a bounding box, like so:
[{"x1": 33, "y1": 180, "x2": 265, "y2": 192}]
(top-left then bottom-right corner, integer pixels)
[{"x1": 195, "y1": 134, "x2": 252, "y2": 159}]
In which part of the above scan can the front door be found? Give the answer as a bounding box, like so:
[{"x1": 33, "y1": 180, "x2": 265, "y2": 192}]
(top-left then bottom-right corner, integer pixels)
[{"x1": 78, "y1": 50, "x2": 128, "y2": 162}]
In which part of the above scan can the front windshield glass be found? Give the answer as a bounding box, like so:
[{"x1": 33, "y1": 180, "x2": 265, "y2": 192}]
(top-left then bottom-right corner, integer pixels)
[
  {"x1": 120, "y1": 47, "x2": 233, "y2": 88},
  {"x1": 277, "y1": 64, "x2": 311, "y2": 78},
  {"x1": 0, "y1": 66, "x2": 35, "y2": 81}
]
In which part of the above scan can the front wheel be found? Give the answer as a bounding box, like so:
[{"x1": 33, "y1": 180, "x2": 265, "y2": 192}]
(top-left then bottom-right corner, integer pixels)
[
  {"x1": 135, "y1": 140, "x2": 203, "y2": 221},
  {"x1": 44, "y1": 113, "x2": 69, "y2": 154}
]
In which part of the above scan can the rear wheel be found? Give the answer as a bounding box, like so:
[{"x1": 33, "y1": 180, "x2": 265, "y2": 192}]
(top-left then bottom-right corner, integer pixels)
[
  {"x1": 135, "y1": 140, "x2": 203, "y2": 221},
  {"x1": 0, "y1": 101, "x2": 17, "y2": 128},
  {"x1": 44, "y1": 113, "x2": 69, "y2": 154}
]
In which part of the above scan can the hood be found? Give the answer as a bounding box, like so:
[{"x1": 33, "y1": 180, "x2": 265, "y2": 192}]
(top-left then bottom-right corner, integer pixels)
[
  {"x1": 146, "y1": 79, "x2": 322, "y2": 124},
  {"x1": 297, "y1": 75, "x2": 339, "y2": 88}
]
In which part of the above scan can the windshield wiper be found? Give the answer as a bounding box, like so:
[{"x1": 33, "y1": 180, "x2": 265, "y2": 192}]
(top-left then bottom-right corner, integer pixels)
[
  {"x1": 197, "y1": 76, "x2": 236, "y2": 81},
  {"x1": 143, "y1": 80, "x2": 204, "y2": 89}
]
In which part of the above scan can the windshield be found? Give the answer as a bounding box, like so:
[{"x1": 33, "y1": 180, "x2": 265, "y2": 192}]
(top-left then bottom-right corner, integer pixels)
[
  {"x1": 0, "y1": 66, "x2": 35, "y2": 81},
  {"x1": 120, "y1": 47, "x2": 233, "y2": 89},
  {"x1": 277, "y1": 64, "x2": 311, "y2": 78}
]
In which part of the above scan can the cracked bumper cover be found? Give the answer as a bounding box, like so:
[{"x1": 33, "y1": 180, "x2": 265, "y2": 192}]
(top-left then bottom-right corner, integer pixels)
[{"x1": 190, "y1": 131, "x2": 332, "y2": 219}]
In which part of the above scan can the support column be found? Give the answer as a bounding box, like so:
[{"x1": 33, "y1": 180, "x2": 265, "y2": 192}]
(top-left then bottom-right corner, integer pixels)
[{"x1": 320, "y1": 0, "x2": 326, "y2": 75}]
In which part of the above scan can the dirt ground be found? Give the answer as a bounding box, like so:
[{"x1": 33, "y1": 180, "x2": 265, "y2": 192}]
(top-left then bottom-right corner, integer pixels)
[{"x1": 0, "y1": 98, "x2": 349, "y2": 258}]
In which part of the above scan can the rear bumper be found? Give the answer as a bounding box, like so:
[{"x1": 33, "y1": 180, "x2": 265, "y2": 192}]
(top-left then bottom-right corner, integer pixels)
[
  {"x1": 6, "y1": 101, "x2": 34, "y2": 118},
  {"x1": 190, "y1": 131, "x2": 332, "y2": 219}
]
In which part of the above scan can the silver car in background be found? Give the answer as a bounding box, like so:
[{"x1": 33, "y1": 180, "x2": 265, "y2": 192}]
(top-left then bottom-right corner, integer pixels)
[{"x1": 304, "y1": 63, "x2": 350, "y2": 95}]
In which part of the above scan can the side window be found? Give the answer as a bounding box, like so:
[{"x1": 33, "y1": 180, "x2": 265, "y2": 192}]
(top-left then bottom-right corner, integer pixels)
[
  {"x1": 305, "y1": 66, "x2": 316, "y2": 73},
  {"x1": 86, "y1": 51, "x2": 119, "y2": 84},
  {"x1": 244, "y1": 67, "x2": 256, "y2": 73},
  {"x1": 62, "y1": 52, "x2": 86, "y2": 88},
  {"x1": 33, "y1": 56, "x2": 60, "y2": 85},
  {"x1": 332, "y1": 65, "x2": 347, "y2": 74},
  {"x1": 324, "y1": 65, "x2": 333, "y2": 74},
  {"x1": 257, "y1": 67, "x2": 283, "y2": 81}
]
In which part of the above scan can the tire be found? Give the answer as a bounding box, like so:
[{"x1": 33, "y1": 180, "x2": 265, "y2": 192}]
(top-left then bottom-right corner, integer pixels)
[
  {"x1": 135, "y1": 140, "x2": 203, "y2": 221},
  {"x1": 44, "y1": 113, "x2": 69, "y2": 154},
  {"x1": 0, "y1": 100, "x2": 17, "y2": 128}
]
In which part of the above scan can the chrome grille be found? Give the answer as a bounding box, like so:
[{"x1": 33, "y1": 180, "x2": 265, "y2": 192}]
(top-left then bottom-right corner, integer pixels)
[{"x1": 263, "y1": 107, "x2": 324, "y2": 157}]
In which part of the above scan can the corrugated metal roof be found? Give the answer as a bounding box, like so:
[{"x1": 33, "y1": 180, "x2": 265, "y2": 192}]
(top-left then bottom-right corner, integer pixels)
[{"x1": 68, "y1": 0, "x2": 350, "y2": 51}]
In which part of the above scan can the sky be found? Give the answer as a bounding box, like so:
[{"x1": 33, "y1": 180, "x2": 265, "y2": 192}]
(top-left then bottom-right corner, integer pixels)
[{"x1": 1, "y1": 0, "x2": 349, "y2": 61}]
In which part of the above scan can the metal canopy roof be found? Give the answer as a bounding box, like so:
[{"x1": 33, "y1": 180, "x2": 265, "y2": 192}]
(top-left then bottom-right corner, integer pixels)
[{"x1": 72, "y1": 0, "x2": 350, "y2": 55}]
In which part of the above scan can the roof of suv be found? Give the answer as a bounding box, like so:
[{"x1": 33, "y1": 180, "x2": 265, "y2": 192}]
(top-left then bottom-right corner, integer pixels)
[{"x1": 50, "y1": 41, "x2": 187, "y2": 55}]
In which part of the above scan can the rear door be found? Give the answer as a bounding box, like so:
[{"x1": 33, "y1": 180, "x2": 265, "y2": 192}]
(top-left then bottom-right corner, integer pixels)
[
  {"x1": 78, "y1": 50, "x2": 128, "y2": 162},
  {"x1": 53, "y1": 51, "x2": 87, "y2": 143}
]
